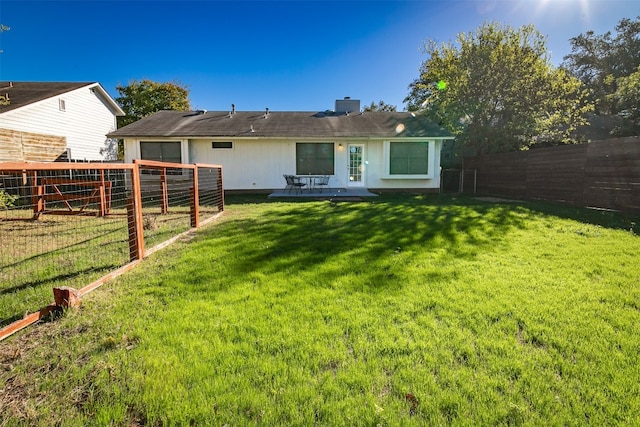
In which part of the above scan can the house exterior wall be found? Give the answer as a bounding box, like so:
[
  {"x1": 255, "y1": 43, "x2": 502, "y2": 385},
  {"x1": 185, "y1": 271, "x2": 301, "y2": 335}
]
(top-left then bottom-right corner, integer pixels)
[
  {"x1": 125, "y1": 137, "x2": 443, "y2": 191},
  {"x1": 366, "y1": 139, "x2": 442, "y2": 190},
  {"x1": 0, "y1": 86, "x2": 119, "y2": 160},
  {"x1": 189, "y1": 138, "x2": 336, "y2": 190}
]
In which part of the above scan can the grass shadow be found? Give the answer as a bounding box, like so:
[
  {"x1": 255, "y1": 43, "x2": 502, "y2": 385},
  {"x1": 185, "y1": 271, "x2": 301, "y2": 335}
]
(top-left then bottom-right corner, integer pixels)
[
  {"x1": 517, "y1": 199, "x2": 639, "y2": 234},
  {"x1": 174, "y1": 194, "x2": 528, "y2": 295},
  {"x1": 225, "y1": 192, "x2": 640, "y2": 233}
]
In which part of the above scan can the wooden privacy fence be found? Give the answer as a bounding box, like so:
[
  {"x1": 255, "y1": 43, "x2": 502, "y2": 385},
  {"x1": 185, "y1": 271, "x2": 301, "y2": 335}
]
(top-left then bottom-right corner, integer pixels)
[
  {"x1": 0, "y1": 159, "x2": 224, "y2": 340},
  {"x1": 463, "y1": 137, "x2": 640, "y2": 214}
]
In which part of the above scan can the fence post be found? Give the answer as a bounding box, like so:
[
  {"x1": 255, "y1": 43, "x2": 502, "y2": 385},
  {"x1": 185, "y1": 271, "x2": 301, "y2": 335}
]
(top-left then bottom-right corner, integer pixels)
[
  {"x1": 31, "y1": 170, "x2": 44, "y2": 220},
  {"x1": 98, "y1": 170, "x2": 106, "y2": 217},
  {"x1": 160, "y1": 167, "x2": 168, "y2": 214},
  {"x1": 127, "y1": 163, "x2": 145, "y2": 261},
  {"x1": 190, "y1": 166, "x2": 199, "y2": 228},
  {"x1": 216, "y1": 166, "x2": 224, "y2": 211}
]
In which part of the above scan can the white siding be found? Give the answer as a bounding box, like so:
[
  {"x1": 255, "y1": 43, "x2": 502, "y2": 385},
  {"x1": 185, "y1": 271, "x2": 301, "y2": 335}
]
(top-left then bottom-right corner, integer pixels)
[
  {"x1": 125, "y1": 137, "x2": 443, "y2": 191},
  {"x1": 189, "y1": 138, "x2": 295, "y2": 190},
  {"x1": 0, "y1": 85, "x2": 119, "y2": 160},
  {"x1": 188, "y1": 138, "x2": 440, "y2": 191}
]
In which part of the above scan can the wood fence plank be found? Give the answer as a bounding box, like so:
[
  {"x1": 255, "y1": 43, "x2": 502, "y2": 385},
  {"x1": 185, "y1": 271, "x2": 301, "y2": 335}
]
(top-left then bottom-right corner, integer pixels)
[{"x1": 463, "y1": 138, "x2": 640, "y2": 214}]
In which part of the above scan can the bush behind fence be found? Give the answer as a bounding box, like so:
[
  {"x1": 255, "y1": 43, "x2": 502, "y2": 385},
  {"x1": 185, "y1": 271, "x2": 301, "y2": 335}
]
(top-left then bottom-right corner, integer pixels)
[{"x1": 0, "y1": 160, "x2": 223, "y2": 328}]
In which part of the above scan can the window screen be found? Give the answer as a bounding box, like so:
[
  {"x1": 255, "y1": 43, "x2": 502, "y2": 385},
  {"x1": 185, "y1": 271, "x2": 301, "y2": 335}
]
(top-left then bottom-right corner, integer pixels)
[
  {"x1": 296, "y1": 143, "x2": 335, "y2": 175},
  {"x1": 140, "y1": 142, "x2": 182, "y2": 163},
  {"x1": 212, "y1": 141, "x2": 233, "y2": 149},
  {"x1": 389, "y1": 142, "x2": 429, "y2": 175}
]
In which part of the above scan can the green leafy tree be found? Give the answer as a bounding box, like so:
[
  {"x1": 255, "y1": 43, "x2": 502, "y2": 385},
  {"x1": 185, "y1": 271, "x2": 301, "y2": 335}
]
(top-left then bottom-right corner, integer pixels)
[
  {"x1": 562, "y1": 16, "x2": 640, "y2": 114},
  {"x1": 611, "y1": 65, "x2": 640, "y2": 135},
  {"x1": 363, "y1": 100, "x2": 397, "y2": 112},
  {"x1": 406, "y1": 22, "x2": 593, "y2": 155},
  {"x1": 115, "y1": 79, "x2": 191, "y2": 128}
]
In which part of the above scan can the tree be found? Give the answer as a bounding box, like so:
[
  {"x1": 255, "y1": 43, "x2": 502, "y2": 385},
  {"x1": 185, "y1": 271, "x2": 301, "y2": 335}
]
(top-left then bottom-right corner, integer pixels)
[
  {"x1": 405, "y1": 22, "x2": 593, "y2": 155},
  {"x1": 611, "y1": 65, "x2": 640, "y2": 135},
  {"x1": 562, "y1": 16, "x2": 640, "y2": 114},
  {"x1": 115, "y1": 79, "x2": 191, "y2": 128},
  {"x1": 363, "y1": 100, "x2": 397, "y2": 112}
]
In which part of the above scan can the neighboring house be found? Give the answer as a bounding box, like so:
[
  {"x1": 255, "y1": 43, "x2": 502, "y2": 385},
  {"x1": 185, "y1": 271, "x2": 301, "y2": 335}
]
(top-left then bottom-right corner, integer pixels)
[
  {"x1": 108, "y1": 98, "x2": 453, "y2": 192},
  {"x1": 0, "y1": 82, "x2": 124, "y2": 162}
]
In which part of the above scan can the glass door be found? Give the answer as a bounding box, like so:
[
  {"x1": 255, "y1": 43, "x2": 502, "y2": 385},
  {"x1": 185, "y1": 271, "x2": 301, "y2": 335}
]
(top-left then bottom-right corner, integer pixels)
[{"x1": 347, "y1": 144, "x2": 365, "y2": 187}]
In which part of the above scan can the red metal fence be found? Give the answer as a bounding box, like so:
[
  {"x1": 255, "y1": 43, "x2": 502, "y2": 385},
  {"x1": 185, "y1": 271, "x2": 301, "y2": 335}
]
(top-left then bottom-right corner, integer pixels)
[
  {"x1": 0, "y1": 160, "x2": 223, "y2": 339},
  {"x1": 462, "y1": 137, "x2": 640, "y2": 214}
]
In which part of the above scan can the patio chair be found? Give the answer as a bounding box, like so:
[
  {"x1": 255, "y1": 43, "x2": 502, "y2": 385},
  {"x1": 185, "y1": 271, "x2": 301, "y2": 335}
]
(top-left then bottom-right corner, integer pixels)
[
  {"x1": 313, "y1": 175, "x2": 330, "y2": 193},
  {"x1": 283, "y1": 174, "x2": 306, "y2": 194}
]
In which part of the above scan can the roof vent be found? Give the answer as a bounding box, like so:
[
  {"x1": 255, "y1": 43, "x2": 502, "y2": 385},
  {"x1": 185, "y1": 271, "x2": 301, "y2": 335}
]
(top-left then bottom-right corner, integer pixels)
[
  {"x1": 230, "y1": 103, "x2": 236, "y2": 116},
  {"x1": 264, "y1": 107, "x2": 269, "y2": 118},
  {"x1": 250, "y1": 125, "x2": 255, "y2": 133},
  {"x1": 196, "y1": 109, "x2": 207, "y2": 115}
]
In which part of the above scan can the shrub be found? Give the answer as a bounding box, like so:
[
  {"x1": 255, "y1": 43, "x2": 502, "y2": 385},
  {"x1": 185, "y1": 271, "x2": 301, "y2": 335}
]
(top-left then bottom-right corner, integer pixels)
[{"x1": 0, "y1": 189, "x2": 18, "y2": 209}]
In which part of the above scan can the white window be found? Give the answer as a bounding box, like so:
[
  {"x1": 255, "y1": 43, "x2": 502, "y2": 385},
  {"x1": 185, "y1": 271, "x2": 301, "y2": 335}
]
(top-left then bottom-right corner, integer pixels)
[
  {"x1": 59, "y1": 99, "x2": 66, "y2": 111},
  {"x1": 382, "y1": 140, "x2": 435, "y2": 179}
]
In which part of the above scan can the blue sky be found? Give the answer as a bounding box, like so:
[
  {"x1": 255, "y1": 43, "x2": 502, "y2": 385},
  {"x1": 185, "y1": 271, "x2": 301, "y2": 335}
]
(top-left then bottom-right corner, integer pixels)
[{"x1": 0, "y1": 0, "x2": 637, "y2": 112}]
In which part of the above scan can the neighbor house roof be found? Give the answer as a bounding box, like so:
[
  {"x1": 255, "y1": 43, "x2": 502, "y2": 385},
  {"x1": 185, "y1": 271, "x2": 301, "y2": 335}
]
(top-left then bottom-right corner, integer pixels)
[
  {"x1": 107, "y1": 110, "x2": 453, "y2": 139},
  {"x1": 0, "y1": 81, "x2": 124, "y2": 115}
]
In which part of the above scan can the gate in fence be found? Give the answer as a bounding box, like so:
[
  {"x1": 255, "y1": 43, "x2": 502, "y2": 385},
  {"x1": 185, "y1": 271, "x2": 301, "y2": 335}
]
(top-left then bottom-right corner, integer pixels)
[{"x1": 440, "y1": 169, "x2": 477, "y2": 194}]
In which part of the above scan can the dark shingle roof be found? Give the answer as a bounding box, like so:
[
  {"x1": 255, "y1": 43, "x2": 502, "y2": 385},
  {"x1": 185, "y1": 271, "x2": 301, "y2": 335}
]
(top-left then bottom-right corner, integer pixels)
[
  {"x1": 108, "y1": 110, "x2": 453, "y2": 139},
  {"x1": 0, "y1": 82, "x2": 95, "y2": 114}
]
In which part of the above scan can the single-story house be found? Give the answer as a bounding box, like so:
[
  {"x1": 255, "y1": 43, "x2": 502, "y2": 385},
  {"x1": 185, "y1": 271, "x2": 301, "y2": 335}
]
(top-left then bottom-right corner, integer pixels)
[
  {"x1": 108, "y1": 98, "x2": 453, "y2": 192},
  {"x1": 0, "y1": 82, "x2": 124, "y2": 162}
]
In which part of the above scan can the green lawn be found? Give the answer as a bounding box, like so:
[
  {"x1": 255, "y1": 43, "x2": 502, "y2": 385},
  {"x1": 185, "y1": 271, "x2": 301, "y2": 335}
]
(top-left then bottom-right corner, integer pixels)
[
  {"x1": 1, "y1": 194, "x2": 639, "y2": 426},
  {"x1": 0, "y1": 207, "x2": 194, "y2": 326}
]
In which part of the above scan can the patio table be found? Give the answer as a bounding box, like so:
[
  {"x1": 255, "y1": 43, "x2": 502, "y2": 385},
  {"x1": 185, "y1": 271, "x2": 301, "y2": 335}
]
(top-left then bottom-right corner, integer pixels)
[{"x1": 295, "y1": 175, "x2": 328, "y2": 193}]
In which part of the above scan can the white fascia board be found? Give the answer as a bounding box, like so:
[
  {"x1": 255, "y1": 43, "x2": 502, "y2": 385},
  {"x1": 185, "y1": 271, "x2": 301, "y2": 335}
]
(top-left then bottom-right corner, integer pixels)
[{"x1": 87, "y1": 82, "x2": 125, "y2": 116}]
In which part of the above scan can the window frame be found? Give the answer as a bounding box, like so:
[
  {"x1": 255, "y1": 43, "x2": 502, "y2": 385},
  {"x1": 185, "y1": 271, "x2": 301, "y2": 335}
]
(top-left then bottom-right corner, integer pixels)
[
  {"x1": 211, "y1": 141, "x2": 233, "y2": 150},
  {"x1": 382, "y1": 140, "x2": 435, "y2": 179},
  {"x1": 138, "y1": 140, "x2": 185, "y2": 175},
  {"x1": 295, "y1": 142, "x2": 335, "y2": 175},
  {"x1": 139, "y1": 141, "x2": 183, "y2": 164}
]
